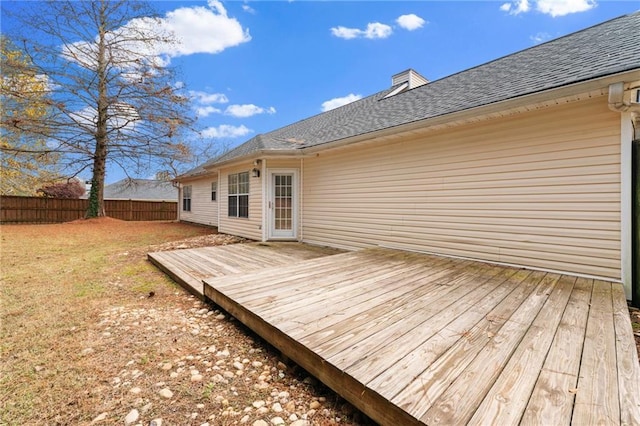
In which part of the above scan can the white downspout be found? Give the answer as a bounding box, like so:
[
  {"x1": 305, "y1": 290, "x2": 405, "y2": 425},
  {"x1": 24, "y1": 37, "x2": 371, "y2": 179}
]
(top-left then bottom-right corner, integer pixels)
[
  {"x1": 261, "y1": 159, "x2": 267, "y2": 242},
  {"x1": 620, "y1": 114, "x2": 633, "y2": 300},
  {"x1": 609, "y1": 82, "x2": 640, "y2": 300},
  {"x1": 217, "y1": 170, "x2": 221, "y2": 229},
  {"x1": 608, "y1": 82, "x2": 640, "y2": 299},
  {"x1": 300, "y1": 158, "x2": 304, "y2": 242}
]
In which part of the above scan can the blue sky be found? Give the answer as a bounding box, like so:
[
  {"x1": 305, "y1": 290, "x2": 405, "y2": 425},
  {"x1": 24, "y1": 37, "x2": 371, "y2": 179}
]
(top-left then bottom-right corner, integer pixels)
[{"x1": 3, "y1": 1, "x2": 639, "y2": 183}]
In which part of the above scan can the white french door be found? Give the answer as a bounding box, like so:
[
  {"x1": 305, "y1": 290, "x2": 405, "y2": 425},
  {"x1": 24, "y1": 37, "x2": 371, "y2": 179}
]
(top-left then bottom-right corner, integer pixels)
[{"x1": 267, "y1": 170, "x2": 298, "y2": 239}]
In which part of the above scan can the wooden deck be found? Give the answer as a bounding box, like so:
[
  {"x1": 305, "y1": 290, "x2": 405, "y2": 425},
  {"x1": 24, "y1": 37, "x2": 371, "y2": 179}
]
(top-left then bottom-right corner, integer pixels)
[
  {"x1": 148, "y1": 242, "x2": 341, "y2": 298},
  {"x1": 149, "y1": 244, "x2": 640, "y2": 426}
]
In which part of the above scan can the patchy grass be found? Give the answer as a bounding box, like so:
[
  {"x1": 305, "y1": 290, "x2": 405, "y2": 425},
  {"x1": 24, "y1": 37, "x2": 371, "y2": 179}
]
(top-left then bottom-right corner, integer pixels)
[{"x1": 0, "y1": 219, "x2": 370, "y2": 426}]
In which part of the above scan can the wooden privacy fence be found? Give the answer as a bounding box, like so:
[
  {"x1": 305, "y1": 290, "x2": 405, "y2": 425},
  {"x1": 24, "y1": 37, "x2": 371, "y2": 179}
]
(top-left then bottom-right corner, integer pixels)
[{"x1": 0, "y1": 196, "x2": 177, "y2": 223}]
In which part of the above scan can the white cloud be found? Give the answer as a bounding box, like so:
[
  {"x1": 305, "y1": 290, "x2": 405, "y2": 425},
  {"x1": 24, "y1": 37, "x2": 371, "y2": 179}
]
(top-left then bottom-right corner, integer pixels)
[
  {"x1": 330, "y1": 27, "x2": 361, "y2": 40},
  {"x1": 536, "y1": 0, "x2": 596, "y2": 17},
  {"x1": 321, "y1": 94, "x2": 362, "y2": 112},
  {"x1": 242, "y1": 4, "x2": 256, "y2": 14},
  {"x1": 161, "y1": 0, "x2": 251, "y2": 57},
  {"x1": 225, "y1": 104, "x2": 276, "y2": 118},
  {"x1": 70, "y1": 105, "x2": 140, "y2": 132},
  {"x1": 190, "y1": 90, "x2": 229, "y2": 104},
  {"x1": 201, "y1": 124, "x2": 252, "y2": 139},
  {"x1": 331, "y1": 22, "x2": 393, "y2": 40},
  {"x1": 62, "y1": 1, "x2": 250, "y2": 70},
  {"x1": 500, "y1": 0, "x2": 531, "y2": 15},
  {"x1": 196, "y1": 106, "x2": 222, "y2": 117},
  {"x1": 530, "y1": 32, "x2": 552, "y2": 43},
  {"x1": 396, "y1": 14, "x2": 426, "y2": 31},
  {"x1": 500, "y1": 0, "x2": 596, "y2": 16}
]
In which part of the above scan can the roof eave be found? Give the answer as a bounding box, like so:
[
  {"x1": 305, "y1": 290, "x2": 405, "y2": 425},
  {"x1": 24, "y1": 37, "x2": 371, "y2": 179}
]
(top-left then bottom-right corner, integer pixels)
[{"x1": 200, "y1": 149, "x2": 305, "y2": 171}]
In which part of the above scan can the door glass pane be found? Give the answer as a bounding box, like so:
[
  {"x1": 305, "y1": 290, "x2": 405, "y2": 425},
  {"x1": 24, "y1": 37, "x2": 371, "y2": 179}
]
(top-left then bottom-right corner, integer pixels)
[{"x1": 274, "y1": 174, "x2": 292, "y2": 231}]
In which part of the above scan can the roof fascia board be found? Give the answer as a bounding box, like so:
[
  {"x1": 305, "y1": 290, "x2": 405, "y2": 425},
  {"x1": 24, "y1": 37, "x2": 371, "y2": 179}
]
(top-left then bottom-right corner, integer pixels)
[
  {"x1": 174, "y1": 170, "x2": 217, "y2": 183},
  {"x1": 303, "y1": 69, "x2": 640, "y2": 154},
  {"x1": 202, "y1": 149, "x2": 305, "y2": 171}
]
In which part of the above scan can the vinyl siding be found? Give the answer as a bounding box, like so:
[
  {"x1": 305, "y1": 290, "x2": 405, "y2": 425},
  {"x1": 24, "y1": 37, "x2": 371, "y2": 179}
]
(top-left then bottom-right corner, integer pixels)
[
  {"x1": 302, "y1": 96, "x2": 622, "y2": 280},
  {"x1": 180, "y1": 179, "x2": 218, "y2": 227},
  {"x1": 219, "y1": 163, "x2": 262, "y2": 241}
]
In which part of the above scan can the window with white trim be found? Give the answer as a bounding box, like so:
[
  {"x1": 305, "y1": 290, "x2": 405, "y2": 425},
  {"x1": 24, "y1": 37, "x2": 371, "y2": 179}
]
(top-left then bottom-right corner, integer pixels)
[
  {"x1": 211, "y1": 181, "x2": 217, "y2": 202},
  {"x1": 182, "y1": 185, "x2": 192, "y2": 212},
  {"x1": 228, "y1": 172, "x2": 249, "y2": 218}
]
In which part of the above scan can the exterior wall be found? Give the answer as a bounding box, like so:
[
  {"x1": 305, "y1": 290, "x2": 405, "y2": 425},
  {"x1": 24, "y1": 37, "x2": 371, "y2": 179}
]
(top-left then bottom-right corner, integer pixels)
[
  {"x1": 180, "y1": 178, "x2": 218, "y2": 227},
  {"x1": 219, "y1": 162, "x2": 263, "y2": 241},
  {"x1": 302, "y1": 97, "x2": 622, "y2": 280}
]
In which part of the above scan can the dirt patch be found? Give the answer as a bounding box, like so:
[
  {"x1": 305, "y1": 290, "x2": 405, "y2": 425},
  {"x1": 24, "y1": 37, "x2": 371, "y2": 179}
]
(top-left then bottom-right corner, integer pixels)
[{"x1": 0, "y1": 220, "x2": 372, "y2": 426}]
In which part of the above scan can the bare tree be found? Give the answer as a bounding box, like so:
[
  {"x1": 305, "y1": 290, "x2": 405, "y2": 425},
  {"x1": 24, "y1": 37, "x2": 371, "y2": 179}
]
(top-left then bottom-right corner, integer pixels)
[{"x1": 3, "y1": 0, "x2": 194, "y2": 217}]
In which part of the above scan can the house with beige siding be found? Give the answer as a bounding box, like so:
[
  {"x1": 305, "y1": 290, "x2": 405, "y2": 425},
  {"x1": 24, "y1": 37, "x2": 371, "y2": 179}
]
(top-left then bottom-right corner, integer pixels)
[{"x1": 177, "y1": 12, "x2": 640, "y2": 300}]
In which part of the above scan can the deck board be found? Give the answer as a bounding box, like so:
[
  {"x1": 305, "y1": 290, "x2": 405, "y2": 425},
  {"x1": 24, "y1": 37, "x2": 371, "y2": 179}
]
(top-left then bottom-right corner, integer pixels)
[
  {"x1": 572, "y1": 280, "x2": 620, "y2": 425},
  {"x1": 149, "y1": 243, "x2": 640, "y2": 425}
]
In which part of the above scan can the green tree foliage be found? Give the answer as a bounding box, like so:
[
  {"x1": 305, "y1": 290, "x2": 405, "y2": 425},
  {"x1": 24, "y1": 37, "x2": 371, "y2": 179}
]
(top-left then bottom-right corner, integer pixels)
[
  {"x1": 0, "y1": 36, "x2": 60, "y2": 195},
  {"x1": 4, "y1": 1, "x2": 194, "y2": 217}
]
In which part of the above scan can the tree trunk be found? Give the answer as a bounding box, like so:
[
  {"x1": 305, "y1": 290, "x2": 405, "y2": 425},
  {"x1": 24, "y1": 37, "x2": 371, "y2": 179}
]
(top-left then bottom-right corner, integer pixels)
[{"x1": 86, "y1": 0, "x2": 108, "y2": 218}]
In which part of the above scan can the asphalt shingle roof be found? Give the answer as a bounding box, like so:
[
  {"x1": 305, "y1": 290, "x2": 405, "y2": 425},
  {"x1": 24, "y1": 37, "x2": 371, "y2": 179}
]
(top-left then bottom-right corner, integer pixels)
[
  {"x1": 182, "y1": 11, "x2": 640, "y2": 177},
  {"x1": 104, "y1": 178, "x2": 177, "y2": 201}
]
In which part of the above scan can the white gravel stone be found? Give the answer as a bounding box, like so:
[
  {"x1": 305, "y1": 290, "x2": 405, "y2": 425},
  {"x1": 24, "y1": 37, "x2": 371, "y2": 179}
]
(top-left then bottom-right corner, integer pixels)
[
  {"x1": 270, "y1": 417, "x2": 285, "y2": 425},
  {"x1": 191, "y1": 374, "x2": 203, "y2": 382},
  {"x1": 309, "y1": 401, "x2": 321, "y2": 410},
  {"x1": 233, "y1": 361, "x2": 244, "y2": 370},
  {"x1": 290, "y1": 420, "x2": 309, "y2": 426},
  {"x1": 217, "y1": 349, "x2": 230, "y2": 358},
  {"x1": 251, "y1": 361, "x2": 263, "y2": 368},
  {"x1": 149, "y1": 419, "x2": 163, "y2": 426},
  {"x1": 124, "y1": 409, "x2": 139, "y2": 425},
  {"x1": 197, "y1": 308, "x2": 209, "y2": 315},
  {"x1": 252, "y1": 400, "x2": 266, "y2": 408},
  {"x1": 252, "y1": 421, "x2": 268, "y2": 426},
  {"x1": 271, "y1": 402, "x2": 283, "y2": 413},
  {"x1": 158, "y1": 388, "x2": 173, "y2": 399},
  {"x1": 91, "y1": 412, "x2": 108, "y2": 423},
  {"x1": 161, "y1": 363, "x2": 172, "y2": 371},
  {"x1": 129, "y1": 387, "x2": 142, "y2": 394},
  {"x1": 240, "y1": 414, "x2": 250, "y2": 423},
  {"x1": 215, "y1": 314, "x2": 226, "y2": 320}
]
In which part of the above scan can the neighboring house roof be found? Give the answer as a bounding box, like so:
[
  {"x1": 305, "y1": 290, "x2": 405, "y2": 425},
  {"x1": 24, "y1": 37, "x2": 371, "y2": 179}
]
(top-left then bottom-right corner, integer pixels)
[
  {"x1": 103, "y1": 178, "x2": 177, "y2": 201},
  {"x1": 180, "y1": 11, "x2": 640, "y2": 178}
]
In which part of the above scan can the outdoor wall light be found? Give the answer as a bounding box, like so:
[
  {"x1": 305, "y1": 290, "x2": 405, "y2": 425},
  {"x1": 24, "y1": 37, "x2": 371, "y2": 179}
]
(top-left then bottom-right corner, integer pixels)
[{"x1": 252, "y1": 168, "x2": 261, "y2": 178}]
